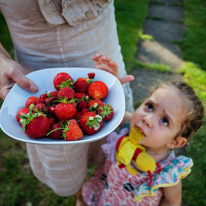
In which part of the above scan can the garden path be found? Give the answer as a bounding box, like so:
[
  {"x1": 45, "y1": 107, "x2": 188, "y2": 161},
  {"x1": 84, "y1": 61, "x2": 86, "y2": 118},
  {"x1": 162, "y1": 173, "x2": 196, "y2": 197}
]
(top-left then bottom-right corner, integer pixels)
[{"x1": 130, "y1": 0, "x2": 185, "y2": 103}]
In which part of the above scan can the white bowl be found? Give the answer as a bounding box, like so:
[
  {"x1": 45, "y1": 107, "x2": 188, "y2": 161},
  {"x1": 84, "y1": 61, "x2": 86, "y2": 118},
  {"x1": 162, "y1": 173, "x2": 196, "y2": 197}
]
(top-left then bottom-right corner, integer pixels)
[{"x1": 0, "y1": 68, "x2": 125, "y2": 144}]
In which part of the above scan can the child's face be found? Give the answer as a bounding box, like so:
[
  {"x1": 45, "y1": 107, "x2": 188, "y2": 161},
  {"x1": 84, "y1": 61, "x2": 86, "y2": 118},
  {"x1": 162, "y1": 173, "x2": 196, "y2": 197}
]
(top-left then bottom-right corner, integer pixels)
[{"x1": 130, "y1": 86, "x2": 187, "y2": 150}]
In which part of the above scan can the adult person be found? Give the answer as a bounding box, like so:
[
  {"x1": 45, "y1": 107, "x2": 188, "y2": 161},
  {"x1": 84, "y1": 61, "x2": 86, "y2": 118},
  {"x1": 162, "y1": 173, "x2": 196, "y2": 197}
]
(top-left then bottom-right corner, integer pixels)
[{"x1": 0, "y1": 0, "x2": 134, "y2": 196}]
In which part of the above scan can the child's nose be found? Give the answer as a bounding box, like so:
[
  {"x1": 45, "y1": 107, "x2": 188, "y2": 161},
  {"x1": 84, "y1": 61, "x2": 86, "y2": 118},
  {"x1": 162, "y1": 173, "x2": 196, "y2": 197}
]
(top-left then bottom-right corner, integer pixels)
[{"x1": 142, "y1": 116, "x2": 152, "y2": 128}]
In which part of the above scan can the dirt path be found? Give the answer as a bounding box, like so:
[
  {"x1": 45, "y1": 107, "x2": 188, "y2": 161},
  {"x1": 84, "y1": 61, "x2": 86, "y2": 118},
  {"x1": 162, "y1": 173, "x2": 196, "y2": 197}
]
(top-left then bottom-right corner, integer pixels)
[{"x1": 130, "y1": 0, "x2": 185, "y2": 104}]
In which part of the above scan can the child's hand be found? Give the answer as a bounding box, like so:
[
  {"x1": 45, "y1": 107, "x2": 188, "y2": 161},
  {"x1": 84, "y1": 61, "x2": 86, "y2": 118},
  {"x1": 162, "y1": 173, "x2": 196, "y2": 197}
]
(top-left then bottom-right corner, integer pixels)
[
  {"x1": 92, "y1": 53, "x2": 119, "y2": 77},
  {"x1": 92, "y1": 54, "x2": 134, "y2": 85}
]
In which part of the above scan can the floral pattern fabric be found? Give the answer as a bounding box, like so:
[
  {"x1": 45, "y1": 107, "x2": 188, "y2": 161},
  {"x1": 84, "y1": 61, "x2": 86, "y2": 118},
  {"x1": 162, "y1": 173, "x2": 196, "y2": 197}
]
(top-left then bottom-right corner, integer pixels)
[
  {"x1": 82, "y1": 123, "x2": 193, "y2": 206},
  {"x1": 83, "y1": 151, "x2": 193, "y2": 205}
]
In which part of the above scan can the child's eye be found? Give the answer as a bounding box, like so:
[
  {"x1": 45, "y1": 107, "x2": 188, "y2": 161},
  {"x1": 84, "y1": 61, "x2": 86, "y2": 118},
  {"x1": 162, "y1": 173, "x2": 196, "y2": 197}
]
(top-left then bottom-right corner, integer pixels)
[
  {"x1": 146, "y1": 103, "x2": 153, "y2": 111},
  {"x1": 161, "y1": 117, "x2": 169, "y2": 126}
]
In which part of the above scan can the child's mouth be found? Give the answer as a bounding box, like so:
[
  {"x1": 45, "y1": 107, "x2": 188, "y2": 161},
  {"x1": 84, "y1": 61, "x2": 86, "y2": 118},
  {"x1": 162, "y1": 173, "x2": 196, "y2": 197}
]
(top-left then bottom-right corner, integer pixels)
[
  {"x1": 129, "y1": 126, "x2": 145, "y2": 144},
  {"x1": 135, "y1": 125, "x2": 145, "y2": 136}
]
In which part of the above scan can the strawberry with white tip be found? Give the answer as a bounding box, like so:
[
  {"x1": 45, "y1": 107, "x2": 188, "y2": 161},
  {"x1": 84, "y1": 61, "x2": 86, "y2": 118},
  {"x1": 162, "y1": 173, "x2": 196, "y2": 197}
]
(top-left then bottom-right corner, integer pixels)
[
  {"x1": 18, "y1": 104, "x2": 50, "y2": 139},
  {"x1": 80, "y1": 112, "x2": 103, "y2": 135}
]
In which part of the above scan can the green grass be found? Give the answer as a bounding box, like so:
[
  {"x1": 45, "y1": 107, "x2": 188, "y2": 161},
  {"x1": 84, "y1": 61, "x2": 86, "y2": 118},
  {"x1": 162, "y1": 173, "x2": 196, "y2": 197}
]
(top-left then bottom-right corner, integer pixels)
[
  {"x1": 178, "y1": 62, "x2": 206, "y2": 103},
  {"x1": 180, "y1": 0, "x2": 206, "y2": 71},
  {"x1": 132, "y1": 60, "x2": 172, "y2": 72},
  {"x1": 0, "y1": 13, "x2": 13, "y2": 55},
  {"x1": 178, "y1": 3, "x2": 206, "y2": 205},
  {"x1": 182, "y1": 123, "x2": 206, "y2": 206},
  {"x1": 115, "y1": 0, "x2": 150, "y2": 72}
]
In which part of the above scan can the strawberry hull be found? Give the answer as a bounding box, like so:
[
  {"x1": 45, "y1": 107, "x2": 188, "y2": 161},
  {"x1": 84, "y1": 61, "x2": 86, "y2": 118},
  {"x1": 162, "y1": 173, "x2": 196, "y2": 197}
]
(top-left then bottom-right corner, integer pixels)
[
  {"x1": 16, "y1": 108, "x2": 29, "y2": 123},
  {"x1": 80, "y1": 112, "x2": 103, "y2": 135},
  {"x1": 98, "y1": 104, "x2": 114, "y2": 121}
]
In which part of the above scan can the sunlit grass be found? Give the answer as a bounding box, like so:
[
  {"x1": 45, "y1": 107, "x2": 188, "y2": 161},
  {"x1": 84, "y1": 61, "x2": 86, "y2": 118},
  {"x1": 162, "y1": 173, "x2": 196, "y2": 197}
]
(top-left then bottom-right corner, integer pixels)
[
  {"x1": 180, "y1": 0, "x2": 206, "y2": 71},
  {"x1": 178, "y1": 62, "x2": 206, "y2": 206},
  {"x1": 115, "y1": 0, "x2": 150, "y2": 72},
  {"x1": 178, "y1": 62, "x2": 206, "y2": 103},
  {"x1": 132, "y1": 60, "x2": 171, "y2": 72}
]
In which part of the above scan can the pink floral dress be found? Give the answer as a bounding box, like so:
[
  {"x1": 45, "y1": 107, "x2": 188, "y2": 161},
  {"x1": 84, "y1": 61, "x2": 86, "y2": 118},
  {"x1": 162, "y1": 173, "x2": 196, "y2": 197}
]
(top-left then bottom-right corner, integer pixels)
[{"x1": 82, "y1": 124, "x2": 193, "y2": 206}]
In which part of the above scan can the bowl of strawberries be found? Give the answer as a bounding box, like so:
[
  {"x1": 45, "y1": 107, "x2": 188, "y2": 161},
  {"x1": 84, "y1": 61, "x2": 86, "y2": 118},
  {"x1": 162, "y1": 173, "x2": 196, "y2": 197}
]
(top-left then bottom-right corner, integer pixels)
[{"x1": 0, "y1": 68, "x2": 125, "y2": 144}]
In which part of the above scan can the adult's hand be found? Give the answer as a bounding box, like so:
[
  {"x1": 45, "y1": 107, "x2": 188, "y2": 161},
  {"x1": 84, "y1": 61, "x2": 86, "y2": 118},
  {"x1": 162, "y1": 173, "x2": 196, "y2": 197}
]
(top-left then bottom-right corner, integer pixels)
[{"x1": 0, "y1": 46, "x2": 38, "y2": 99}]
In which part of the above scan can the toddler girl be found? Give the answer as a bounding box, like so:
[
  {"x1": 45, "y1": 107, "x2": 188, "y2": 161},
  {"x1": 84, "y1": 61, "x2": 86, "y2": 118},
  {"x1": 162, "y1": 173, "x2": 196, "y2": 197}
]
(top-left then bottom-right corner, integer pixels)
[{"x1": 77, "y1": 77, "x2": 204, "y2": 205}]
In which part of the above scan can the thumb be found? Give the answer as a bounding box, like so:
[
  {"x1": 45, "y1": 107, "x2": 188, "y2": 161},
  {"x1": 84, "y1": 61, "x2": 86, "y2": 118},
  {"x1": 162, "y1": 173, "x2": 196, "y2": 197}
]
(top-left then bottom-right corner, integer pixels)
[
  {"x1": 12, "y1": 70, "x2": 39, "y2": 93},
  {"x1": 118, "y1": 75, "x2": 134, "y2": 85}
]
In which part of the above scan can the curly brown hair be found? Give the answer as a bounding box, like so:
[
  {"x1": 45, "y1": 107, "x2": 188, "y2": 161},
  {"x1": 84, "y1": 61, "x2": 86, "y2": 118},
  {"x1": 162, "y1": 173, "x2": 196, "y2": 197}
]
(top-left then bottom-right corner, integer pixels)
[{"x1": 152, "y1": 81, "x2": 204, "y2": 140}]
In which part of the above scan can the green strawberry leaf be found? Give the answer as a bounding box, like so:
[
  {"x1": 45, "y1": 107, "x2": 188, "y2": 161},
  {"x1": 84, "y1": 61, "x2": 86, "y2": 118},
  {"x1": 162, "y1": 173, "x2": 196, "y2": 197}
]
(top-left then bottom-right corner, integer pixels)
[
  {"x1": 58, "y1": 79, "x2": 74, "y2": 89},
  {"x1": 19, "y1": 104, "x2": 45, "y2": 133},
  {"x1": 85, "y1": 115, "x2": 102, "y2": 130},
  {"x1": 99, "y1": 104, "x2": 113, "y2": 118},
  {"x1": 86, "y1": 79, "x2": 93, "y2": 84}
]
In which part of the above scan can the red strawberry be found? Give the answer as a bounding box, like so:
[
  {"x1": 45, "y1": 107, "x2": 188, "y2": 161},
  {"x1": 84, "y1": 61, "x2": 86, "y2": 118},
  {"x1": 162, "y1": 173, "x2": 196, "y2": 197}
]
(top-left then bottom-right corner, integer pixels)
[
  {"x1": 74, "y1": 93, "x2": 89, "y2": 101},
  {"x1": 19, "y1": 104, "x2": 50, "y2": 139},
  {"x1": 88, "y1": 81, "x2": 108, "y2": 100},
  {"x1": 79, "y1": 112, "x2": 103, "y2": 135},
  {"x1": 88, "y1": 99, "x2": 104, "y2": 112},
  {"x1": 63, "y1": 119, "x2": 83, "y2": 141},
  {"x1": 55, "y1": 103, "x2": 76, "y2": 120},
  {"x1": 40, "y1": 93, "x2": 48, "y2": 102},
  {"x1": 44, "y1": 97, "x2": 55, "y2": 106},
  {"x1": 48, "y1": 106, "x2": 55, "y2": 114},
  {"x1": 47, "y1": 91, "x2": 58, "y2": 99},
  {"x1": 78, "y1": 100, "x2": 88, "y2": 110},
  {"x1": 53, "y1": 72, "x2": 73, "y2": 90},
  {"x1": 48, "y1": 116, "x2": 56, "y2": 125},
  {"x1": 34, "y1": 103, "x2": 47, "y2": 112},
  {"x1": 88, "y1": 72, "x2": 95, "y2": 79},
  {"x1": 24, "y1": 115, "x2": 50, "y2": 138},
  {"x1": 98, "y1": 104, "x2": 114, "y2": 121},
  {"x1": 74, "y1": 92, "x2": 85, "y2": 99},
  {"x1": 74, "y1": 111, "x2": 82, "y2": 119},
  {"x1": 58, "y1": 87, "x2": 75, "y2": 100},
  {"x1": 25, "y1": 96, "x2": 39, "y2": 107},
  {"x1": 16, "y1": 108, "x2": 29, "y2": 123},
  {"x1": 74, "y1": 77, "x2": 92, "y2": 93},
  {"x1": 49, "y1": 122, "x2": 63, "y2": 140},
  {"x1": 36, "y1": 98, "x2": 45, "y2": 104},
  {"x1": 81, "y1": 108, "x2": 89, "y2": 114}
]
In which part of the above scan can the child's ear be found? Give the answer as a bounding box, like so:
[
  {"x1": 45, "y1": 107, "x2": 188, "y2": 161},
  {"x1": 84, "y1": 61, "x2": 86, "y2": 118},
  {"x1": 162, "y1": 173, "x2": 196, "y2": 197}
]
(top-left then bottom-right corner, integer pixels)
[{"x1": 167, "y1": 136, "x2": 187, "y2": 149}]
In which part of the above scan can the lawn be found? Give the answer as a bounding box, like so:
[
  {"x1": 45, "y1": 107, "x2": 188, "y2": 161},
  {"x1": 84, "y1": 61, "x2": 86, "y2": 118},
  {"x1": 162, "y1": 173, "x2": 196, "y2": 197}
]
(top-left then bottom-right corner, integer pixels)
[{"x1": 0, "y1": 0, "x2": 205, "y2": 206}]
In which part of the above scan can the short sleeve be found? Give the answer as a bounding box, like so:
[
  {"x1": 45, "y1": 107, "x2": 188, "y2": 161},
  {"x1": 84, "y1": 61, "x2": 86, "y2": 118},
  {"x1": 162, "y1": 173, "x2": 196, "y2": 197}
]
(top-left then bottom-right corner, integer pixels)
[{"x1": 134, "y1": 155, "x2": 193, "y2": 202}]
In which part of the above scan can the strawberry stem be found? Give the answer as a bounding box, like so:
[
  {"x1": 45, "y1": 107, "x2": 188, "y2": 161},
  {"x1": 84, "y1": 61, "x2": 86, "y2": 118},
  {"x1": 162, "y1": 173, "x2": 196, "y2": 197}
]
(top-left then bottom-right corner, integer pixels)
[
  {"x1": 46, "y1": 127, "x2": 64, "y2": 136},
  {"x1": 19, "y1": 104, "x2": 43, "y2": 133}
]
